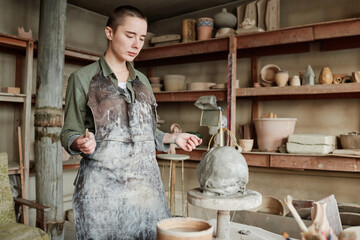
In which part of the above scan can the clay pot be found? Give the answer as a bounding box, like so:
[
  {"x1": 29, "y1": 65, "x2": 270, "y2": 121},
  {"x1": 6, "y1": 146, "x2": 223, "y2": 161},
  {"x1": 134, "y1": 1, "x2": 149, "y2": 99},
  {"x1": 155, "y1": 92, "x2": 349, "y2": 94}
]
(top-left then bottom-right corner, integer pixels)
[
  {"x1": 275, "y1": 71, "x2": 289, "y2": 87},
  {"x1": 239, "y1": 139, "x2": 254, "y2": 152},
  {"x1": 289, "y1": 75, "x2": 301, "y2": 86},
  {"x1": 149, "y1": 76, "x2": 161, "y2": 84},
  {"x1": 197, "y1": 18, "x2": 213, "y2": 40},
  {"x1": 260, "y1": 64, "x2": 281, "y2": 87},
  {"x1": 254, "y1": 118, "x2": 297, "y2": 152},
  {"x1": 214, "y1": 8, "x2": 237, "y2": 29},
  {"x1": 319, "y1": 67, "x2": 333, "y2": 84},
  {"x1": 157, "y1": 217, "x2": 213, "y2": 240},
  {"x1": 340, "y1": 132, "x2": 360, "y2": 149},
  {"x1": 164, "y1": 75, "x2": 186, "y2": 91},
  {"x1": 151, "y1": 83, "x2": 162, "y2": 93},
  {"x1": 182, "y1": 19, "x2": 196, "y2": 43}
]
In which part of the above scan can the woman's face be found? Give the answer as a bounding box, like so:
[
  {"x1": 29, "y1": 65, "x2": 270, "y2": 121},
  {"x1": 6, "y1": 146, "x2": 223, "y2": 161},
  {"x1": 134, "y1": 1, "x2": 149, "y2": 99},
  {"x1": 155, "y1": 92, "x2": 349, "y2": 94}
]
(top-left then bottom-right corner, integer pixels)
[{"x1": 106, "y1": 16, "x2": 147, "y2": 62}]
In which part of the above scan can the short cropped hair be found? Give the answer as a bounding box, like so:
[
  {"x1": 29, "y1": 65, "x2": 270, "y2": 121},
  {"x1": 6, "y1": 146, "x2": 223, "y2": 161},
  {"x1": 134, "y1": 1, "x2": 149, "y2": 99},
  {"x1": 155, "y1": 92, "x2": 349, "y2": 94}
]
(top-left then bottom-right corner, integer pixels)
[{"x1": 106, "y1": 5, "x2": 147, "y2": 32}]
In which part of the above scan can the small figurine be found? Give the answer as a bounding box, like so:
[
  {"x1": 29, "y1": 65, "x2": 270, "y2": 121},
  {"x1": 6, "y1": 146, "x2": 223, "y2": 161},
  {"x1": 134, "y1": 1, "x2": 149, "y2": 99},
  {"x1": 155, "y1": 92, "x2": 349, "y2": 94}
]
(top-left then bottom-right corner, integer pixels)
[{"x1": 302, "y1": 65, "x2": 315, "y2": 85}]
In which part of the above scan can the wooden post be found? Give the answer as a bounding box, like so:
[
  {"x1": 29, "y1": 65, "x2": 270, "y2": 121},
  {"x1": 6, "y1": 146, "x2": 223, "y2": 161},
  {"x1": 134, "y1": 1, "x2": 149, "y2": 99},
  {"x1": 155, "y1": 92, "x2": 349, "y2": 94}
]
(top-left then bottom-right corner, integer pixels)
[
  {"x1": 227, "y1": 37, "x2": 237, "y2": 144},
  {"x1": 35, "y1": 0, "x2": 66, "y2": 239}
]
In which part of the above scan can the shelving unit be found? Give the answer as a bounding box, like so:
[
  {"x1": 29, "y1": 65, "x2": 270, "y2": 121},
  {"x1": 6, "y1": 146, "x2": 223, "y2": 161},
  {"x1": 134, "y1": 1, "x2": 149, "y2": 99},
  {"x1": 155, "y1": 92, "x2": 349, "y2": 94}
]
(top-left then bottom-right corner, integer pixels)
[
  {"x1": 0, "y1": 33, "x2": 34, "y2": 204},
  {"x1": 34, "y1": 18, "x2": 359, "y2": 173},
  {"x1": 134, "y1": 18, "x2": 360, "y2": 173}
]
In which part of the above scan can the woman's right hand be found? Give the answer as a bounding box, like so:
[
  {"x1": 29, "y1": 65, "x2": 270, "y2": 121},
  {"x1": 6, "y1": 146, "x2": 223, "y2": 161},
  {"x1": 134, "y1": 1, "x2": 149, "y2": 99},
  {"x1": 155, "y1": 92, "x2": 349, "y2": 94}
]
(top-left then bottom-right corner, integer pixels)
[{"x1": 70, "y1": 132, "x2": 96, "y2": 155}]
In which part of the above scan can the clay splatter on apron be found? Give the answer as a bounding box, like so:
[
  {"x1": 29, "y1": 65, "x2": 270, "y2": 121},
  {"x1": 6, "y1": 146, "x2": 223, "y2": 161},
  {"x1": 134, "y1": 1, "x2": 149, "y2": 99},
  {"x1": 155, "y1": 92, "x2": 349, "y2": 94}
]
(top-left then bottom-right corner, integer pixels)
[{"x1": 73, "y1": 72, "x2": 170, "y2": 239}]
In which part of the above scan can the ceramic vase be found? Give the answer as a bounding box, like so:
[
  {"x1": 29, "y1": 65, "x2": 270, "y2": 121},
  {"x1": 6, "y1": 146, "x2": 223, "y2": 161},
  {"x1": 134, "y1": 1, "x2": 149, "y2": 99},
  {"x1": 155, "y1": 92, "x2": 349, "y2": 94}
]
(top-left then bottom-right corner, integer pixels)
[
  {"x1": 308, "y1": 202, "x2": 333, "y2": 237},
  {"x1": 319, "y1": 67, "x2": 333, "y2": 84},
  {"x1": 182, "y1": 19, "x2": 196, "y2": 42},
  {"x1": 197, "y1": 18, "x2": 213, "y2": 40},
  {"x1": 290, "y1": 75, "x2": 301, "y2": 86},
  {"x1": 214, "y1": 8, "x2": 237, "y2": 29},
  {"x1": 275, "y1": 71, "x2": 289, "y2": 87}
]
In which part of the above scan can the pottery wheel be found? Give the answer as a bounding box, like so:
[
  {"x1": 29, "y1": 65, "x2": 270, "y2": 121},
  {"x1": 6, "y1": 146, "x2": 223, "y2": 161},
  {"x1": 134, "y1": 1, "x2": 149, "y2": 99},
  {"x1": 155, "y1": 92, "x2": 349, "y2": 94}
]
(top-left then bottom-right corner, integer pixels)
[{"x1": 187, "y1": 188, "x2": 262, "y2": 240}]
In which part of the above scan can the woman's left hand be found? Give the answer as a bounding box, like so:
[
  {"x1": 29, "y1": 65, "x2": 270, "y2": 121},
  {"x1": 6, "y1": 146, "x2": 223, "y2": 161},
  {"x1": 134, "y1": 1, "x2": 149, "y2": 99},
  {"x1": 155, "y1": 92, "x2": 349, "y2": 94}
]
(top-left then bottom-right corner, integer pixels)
[{"x1": 175, "y1": 133, "x2": 202, "y2": 152}]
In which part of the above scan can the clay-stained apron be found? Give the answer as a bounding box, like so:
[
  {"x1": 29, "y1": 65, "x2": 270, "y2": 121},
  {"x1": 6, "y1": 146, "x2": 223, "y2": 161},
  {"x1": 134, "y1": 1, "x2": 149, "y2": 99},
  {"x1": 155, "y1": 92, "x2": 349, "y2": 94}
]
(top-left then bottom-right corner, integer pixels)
[{"x1": 73, "y1": 72, "x2": 170, "y2": 240}]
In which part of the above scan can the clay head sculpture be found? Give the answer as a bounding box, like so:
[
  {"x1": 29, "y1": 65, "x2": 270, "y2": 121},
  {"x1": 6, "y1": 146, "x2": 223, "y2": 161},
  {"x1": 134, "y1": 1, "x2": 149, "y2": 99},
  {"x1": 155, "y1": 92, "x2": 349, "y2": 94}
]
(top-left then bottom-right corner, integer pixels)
[{"x1": 196, "y1": 146, "x2": 249, "y2": 196}]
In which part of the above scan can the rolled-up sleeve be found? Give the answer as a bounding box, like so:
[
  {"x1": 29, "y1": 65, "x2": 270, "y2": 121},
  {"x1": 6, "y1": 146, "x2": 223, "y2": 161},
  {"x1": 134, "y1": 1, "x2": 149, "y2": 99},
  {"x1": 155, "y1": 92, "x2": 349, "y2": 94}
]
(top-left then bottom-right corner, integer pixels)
[{"x1": 155, "y1": 128, "x2": 170, "y2": 152}]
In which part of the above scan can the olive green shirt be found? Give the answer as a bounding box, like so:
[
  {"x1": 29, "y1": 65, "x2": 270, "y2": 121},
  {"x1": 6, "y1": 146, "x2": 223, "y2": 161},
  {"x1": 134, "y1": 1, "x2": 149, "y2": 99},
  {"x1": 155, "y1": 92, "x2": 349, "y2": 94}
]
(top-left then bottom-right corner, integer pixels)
[{"x1": 61, "y1": 54, "x2": 169, "y2": 154}]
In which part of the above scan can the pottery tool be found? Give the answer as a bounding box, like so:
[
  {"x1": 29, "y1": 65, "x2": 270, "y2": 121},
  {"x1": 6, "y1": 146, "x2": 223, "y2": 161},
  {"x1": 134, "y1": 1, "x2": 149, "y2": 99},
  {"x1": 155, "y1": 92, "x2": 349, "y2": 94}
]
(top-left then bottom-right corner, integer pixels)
[
  {"x1": 284, "y1": 195, "x2": 308, "y2": 233},
  {"x1": 84, "y1": 128, "x2": 90, "y2": 139}
]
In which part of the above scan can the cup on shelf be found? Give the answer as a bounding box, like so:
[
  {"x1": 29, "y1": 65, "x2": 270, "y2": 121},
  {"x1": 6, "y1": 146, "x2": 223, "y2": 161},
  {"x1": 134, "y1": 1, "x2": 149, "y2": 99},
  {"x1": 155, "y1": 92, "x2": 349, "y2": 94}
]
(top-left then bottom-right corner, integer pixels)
[{"x1": 239, "y1": 139, "x2": 254, "y2": 152}]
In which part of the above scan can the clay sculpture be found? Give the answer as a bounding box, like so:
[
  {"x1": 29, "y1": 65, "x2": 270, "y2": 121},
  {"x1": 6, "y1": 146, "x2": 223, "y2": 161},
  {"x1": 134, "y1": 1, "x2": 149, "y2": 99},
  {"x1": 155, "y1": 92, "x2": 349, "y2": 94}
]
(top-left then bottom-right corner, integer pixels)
[{"x1": 196, "y1": 146, "x2": 249, "y2": 196}]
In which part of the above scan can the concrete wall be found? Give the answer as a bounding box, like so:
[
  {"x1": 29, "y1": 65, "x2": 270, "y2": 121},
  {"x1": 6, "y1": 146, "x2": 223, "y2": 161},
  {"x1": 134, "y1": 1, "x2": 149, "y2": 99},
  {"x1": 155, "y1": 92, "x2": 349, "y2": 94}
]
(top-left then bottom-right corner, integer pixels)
[{"x1": 0, "y1": 0, "x2": 359, "y2": 227}]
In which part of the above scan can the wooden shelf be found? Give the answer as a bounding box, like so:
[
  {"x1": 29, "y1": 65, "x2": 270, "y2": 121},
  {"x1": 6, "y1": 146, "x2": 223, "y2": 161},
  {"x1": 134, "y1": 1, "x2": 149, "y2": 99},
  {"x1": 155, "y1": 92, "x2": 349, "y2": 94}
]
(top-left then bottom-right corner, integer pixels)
[
  {"x1": 64, "y1": 46, "x2": 100, "y2": 65},
  {"x1": 135, "y1": 18, "x2": 360, "y2": 66},
  {"x1": 167, "y1": 148, "x2": 360, "y2": 173},
  {"x1": 0, "y1": 33, "x2": 29, "y2": 51},
  {"x1": 154, "y1": 89, "x2": 227, "y2": 102},
  {"x1": 0, "y1": 93, "x2": 26, "y2": 102},
  {"x1": 236, "y1": 83, "x2": 360, "y2": 100},
  {"x1": 8, "y1": 161, "x2": 20, "y2": 175},
  {"x1": 135, "y1": 38, "x2": 229, "y2": 67}
]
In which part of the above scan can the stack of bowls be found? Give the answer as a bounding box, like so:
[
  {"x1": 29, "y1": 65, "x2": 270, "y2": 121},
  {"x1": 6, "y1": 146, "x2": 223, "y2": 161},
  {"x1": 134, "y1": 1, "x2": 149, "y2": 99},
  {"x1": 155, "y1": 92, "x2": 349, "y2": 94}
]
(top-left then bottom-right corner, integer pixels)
[
  {"x1": 164, "y1": 74, "x2": 186, "y2": 91},
  {"x1": 149, "y1": 77, "x2": 162, "y2": 92}
]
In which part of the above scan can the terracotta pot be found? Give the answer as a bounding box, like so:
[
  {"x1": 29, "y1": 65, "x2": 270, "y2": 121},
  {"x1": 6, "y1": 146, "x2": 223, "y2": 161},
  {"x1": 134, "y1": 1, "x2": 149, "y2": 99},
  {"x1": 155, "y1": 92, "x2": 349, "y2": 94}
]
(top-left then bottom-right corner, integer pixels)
[
  {"x1": 157, "y1": 217, "x2": 213, "y2": 240},
  {"x1": 164, "y1": 75, "x2": 186, "y2": 91},
  {"x1": 197, "y1": 18, "x2": 213, "y2": 40},
  {"x1": 275, "y1": 71, "x2": 289, "y2": 87},
  {"x1": 319, "y1": 67, "x2": 333, "y2": 84},
  {"x1": 254, "y1": 118, "x2": 297, "y2": 152}
]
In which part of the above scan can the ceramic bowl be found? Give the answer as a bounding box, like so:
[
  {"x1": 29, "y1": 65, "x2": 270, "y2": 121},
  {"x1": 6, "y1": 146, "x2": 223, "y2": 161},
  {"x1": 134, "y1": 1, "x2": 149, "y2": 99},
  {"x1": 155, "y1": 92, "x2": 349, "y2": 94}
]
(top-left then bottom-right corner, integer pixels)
[
  {"x1": 149, "y1": 76, "x2": 161, "y2": 84},
  {"x1": 340, "y1": 132, "x2": 360, "y2": 149},
  {"x1": 239, "y1": 139, "x2": 254, "y2": 152},
  {"x1": 215, "y1": 28, "x2": 235, "y2": 38},
  {"x1": 164, "y1": 74, "x2": 186, "y2": 91},
  {"x1": 210, "y1": 83, "x2": 226, "y2": 89},
  {"x1": 151, "y1": 83, "x2": 163, "y2": 93},
  {"x1": 260, "y1": 64, "x2": 281, "y2": 87},
  {"x1": 187, "y1": 82, "x2": 216, "y2": 91}
]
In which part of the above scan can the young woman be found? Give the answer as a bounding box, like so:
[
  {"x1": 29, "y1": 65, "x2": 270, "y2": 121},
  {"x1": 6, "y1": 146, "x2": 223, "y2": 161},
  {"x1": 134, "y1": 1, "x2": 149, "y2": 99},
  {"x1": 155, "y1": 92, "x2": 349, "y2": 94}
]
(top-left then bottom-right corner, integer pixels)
[{"x1": 61, "y1": 5, "x2": 201, "y2": 239}]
